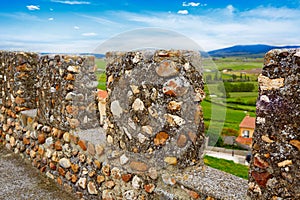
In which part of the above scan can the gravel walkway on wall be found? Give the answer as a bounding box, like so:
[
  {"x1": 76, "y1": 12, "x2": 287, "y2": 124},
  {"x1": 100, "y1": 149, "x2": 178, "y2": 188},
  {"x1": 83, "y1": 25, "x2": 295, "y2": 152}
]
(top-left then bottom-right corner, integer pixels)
[
  {"x1": 176, "y1": 166, "x2": 249, "y2": 200},
  {"x1": 0, "y1": 145, "x2": 77, "y2": 200}
]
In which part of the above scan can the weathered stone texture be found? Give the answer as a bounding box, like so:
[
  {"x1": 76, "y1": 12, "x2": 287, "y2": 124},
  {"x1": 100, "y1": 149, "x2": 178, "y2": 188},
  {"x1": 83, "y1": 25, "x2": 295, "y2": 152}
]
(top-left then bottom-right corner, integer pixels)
[
  {"x1": 36, "y1": 55, "x2": 99, "y2": 131},
  {"x1": 249, "y1": 49, "x2": 300, "y2": 199},
  {"x1": 106, "y1": 50, "x2": 205, "y2": 170},
  {"x1": 0, "y1": 51, "x2": 39, "y2": 166},
  {"x1": 0, "y1": 51, "x2": 38, "y2": 112},
  {"x1": 0, "y1": 50, "x2": 248, "y2": 200}
]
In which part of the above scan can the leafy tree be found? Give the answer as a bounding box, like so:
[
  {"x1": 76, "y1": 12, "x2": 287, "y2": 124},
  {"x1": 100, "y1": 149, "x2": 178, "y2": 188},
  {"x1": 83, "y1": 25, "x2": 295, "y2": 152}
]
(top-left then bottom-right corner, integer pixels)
[
  {"x1": 216, "y1": 136, "x2": 224, "y2": 147},
  {"x1": 219, "y1": 82, "x2": 255, "y2": 93},
  {"x1": 217, "y1": 83, "x2": 230, "y2": 98},
  {"x1": 232, "y1": 74, "x2": 237, "y2": 81}
]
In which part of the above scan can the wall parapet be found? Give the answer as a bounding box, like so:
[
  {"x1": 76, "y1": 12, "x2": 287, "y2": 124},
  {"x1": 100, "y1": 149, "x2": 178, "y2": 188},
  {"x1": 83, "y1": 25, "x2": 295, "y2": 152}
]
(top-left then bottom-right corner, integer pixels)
[
  {"x1": 0, "y1": 51, "x2": 38, "y2": 112},
  {"x1": 105, "y1": 50, "x2": 205, "y2": 170},
  {"x1": 0, "y1": 50, "x2": 248, "y2": 199},
  {"x1": 249, "y1": 49, "x2": 300, "y2": 199},
  {"x1": 18, "y1": 108, "x2": 248, "y2": 199},
  {"x1": 37, "y1": 54, "x2": 99, "y2": 131}
]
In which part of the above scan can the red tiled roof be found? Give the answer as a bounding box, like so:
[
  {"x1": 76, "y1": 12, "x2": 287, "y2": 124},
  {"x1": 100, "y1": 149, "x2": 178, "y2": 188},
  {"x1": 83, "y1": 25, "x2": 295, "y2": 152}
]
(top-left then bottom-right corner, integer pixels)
[
  {"x1": 236, "y1": 136, "x2": 253, "y2": 145},
  {"x1": 239, "y1": 115, "x2": 255, "y2": 129},
  {"x1": 98, "y1": 89, "x2": 108, "y2": 100}
]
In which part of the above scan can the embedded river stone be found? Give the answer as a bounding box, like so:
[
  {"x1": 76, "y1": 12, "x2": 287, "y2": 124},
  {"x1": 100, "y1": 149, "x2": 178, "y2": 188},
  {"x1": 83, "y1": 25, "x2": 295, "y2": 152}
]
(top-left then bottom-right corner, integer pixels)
[
  {"x1": 106, "y1": 50, "x2": 205, "y2": 170},
  {"x1": 248, "y1": 49, "x2": 300, "y2": 199}
]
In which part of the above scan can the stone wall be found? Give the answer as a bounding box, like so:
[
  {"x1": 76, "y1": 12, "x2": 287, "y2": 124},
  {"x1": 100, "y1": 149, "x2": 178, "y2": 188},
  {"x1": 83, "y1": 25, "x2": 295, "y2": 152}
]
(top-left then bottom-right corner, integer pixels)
[
  {"x1": 36, "y1": 54, "x2": 99, "y2": 131},
  {"x1": 105, "y1": 50, "x2": 205, "y2": 170},
  {"x1": 8, "y1": 48, "x2": 300, "y2": 199},
  {"x1": 0, "y1": 50, "x2": 248, "y2": 200},
  {"x1": 0, "y1": 51, "x2": 38, "y2": 111},
  {"x1": 0, "y1": 51, "x2": 38, "y2": 152},
  {"x1": 0, "y1": 52, "x2": 105, "y2": 199},
  {"x1": 248, "y1": 49, "x2": 300, "y2": 199}
]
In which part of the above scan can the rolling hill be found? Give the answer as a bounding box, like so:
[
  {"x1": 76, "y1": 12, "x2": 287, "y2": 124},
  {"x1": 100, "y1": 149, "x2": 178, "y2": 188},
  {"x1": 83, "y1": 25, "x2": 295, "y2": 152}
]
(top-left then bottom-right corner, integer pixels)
[{"x1": 208, "y1": 44, "x2": 300, "y2": 57}]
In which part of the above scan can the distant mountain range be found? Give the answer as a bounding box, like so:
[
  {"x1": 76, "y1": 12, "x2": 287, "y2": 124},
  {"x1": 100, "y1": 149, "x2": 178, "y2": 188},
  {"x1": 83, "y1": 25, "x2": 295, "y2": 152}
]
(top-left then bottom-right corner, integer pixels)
[
  {"x1": 40, "y1": 44, "x2": 300, "y2": 58},
  {"x1": 207, "y1": 44, "x2": 300, "y2": 57}
]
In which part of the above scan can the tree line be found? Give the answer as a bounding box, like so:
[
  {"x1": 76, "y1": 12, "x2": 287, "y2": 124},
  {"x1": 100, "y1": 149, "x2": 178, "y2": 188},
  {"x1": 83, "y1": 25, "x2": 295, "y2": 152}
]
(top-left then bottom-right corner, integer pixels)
[{"x1": 217, "y1": 82, "x2": 255, "y2": 97}]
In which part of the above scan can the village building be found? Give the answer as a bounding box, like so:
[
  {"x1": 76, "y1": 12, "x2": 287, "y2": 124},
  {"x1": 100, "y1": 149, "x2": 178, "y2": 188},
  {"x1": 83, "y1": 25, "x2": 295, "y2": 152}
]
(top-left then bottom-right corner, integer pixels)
[{"x1": 235, "y1": 114, "x2": 255, "y2": 147}]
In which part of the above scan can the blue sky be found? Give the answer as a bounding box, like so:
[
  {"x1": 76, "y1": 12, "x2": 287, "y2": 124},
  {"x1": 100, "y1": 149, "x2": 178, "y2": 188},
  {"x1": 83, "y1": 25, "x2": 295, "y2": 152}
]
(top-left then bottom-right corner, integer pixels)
[{"x1": 1, "y1": 0, "x2": 300, "y2": 53}]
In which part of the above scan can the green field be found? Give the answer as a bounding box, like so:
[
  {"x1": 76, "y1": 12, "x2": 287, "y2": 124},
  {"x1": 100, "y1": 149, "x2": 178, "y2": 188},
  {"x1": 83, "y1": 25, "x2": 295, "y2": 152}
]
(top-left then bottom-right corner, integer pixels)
[
  {"x1": 95, "y1": 58, "x2": 106, "y2": 70},
  {"x1": 97, "y1": 73, "x2": 106, "y2": 90},
  {"x1": 203, "y1": 56, "x2": 262, "y2": 82},
  {"x1": 204, "y1": 155, "x2": 249, "y2": 179},
  {"x1": 95, "y1": 59, "x2": 106, "y2": 90},
  {"x1": 201, "y1": 99, "x2": 255, "y2": 130},
  {"x1": 202, "y1": 82, "x2": 257, "y2": 129},
  {"x1": 201, "y1": 98, "x2": 255, "y2": 145},
  {"x1": 202, "y1": 82, "x2": 257, "y2": 145},
  {"x1": 205, "y1": 57, "x2": 263, "y2": 71}
]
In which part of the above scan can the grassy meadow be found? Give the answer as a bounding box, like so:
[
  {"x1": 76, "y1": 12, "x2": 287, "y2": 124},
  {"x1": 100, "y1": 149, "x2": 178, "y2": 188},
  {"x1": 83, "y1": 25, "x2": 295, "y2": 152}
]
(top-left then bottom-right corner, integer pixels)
[
  {"x1": 95, "y1": 59, "x2": 106, "y2": 90},
  {"x1": 204, "y1": 155, "x2": 249, "y2": 179},
  {"x1": 212, "y1": 57, "x2": 263, "y2": 71}
]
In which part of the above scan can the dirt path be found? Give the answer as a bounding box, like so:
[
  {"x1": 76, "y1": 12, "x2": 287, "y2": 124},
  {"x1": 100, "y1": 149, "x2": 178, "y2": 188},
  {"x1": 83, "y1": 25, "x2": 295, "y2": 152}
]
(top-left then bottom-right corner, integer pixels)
[{"x1": 0, "y1": 145, "x2": 78, "y2": 200}]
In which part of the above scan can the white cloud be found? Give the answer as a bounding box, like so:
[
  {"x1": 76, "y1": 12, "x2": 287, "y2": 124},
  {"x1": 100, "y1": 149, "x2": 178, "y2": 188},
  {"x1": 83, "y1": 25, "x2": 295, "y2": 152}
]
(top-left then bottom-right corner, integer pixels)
[
  {"x1": 51, "y1": 0, "x2": 91, "y2": 5},
  {"x1": 48, "y1": 18, "x2": 54, "y2": 21},
  {"x1": 2, "y1": 6, "x2": 300, "y2": 53},
  {"x1": 26, "y1": 5, "x2": 40, "y2": 11},
  {"x1": 106, "y1": 7, "x2": 300, "y2": 51},
  {"x1": 82, "y1": 32, "x2": 97, "y2": 36},
  {"x1": 182, "y1": 2, "x2": 200, "y2": 7},
  {"x1": 94, "y1": 28, "x2": 203, "y2": 54},
  {"x1": 226, "y1": 5, "x2": 235, "y2": 14},
  {"x1": 177, "y1": 10, "x2": 189, "y2": 15},
  {"x1": 74, "y1": 26, "x2": 80, "y2": 29}
]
